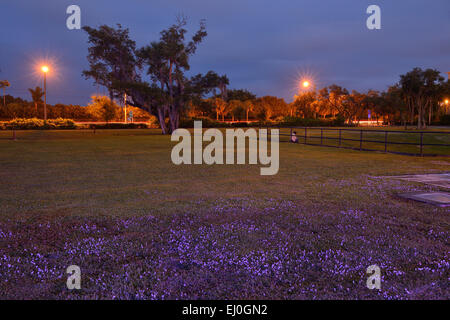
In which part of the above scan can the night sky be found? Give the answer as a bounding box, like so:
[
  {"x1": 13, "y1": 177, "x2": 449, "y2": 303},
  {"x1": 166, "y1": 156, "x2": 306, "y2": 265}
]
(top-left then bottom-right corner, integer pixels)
[{"x1": 1, "y1": 0, "x2": 449, "y2": 105}]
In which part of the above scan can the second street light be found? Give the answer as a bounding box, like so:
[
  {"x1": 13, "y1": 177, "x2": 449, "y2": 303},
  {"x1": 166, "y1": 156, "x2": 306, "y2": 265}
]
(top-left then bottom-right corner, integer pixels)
[
  {"x1": 41, "y1": 65, "x2": 49, "y2": 121},
  {"x1": 302, "y1": 80, "x2": 310, "y2": 89}
]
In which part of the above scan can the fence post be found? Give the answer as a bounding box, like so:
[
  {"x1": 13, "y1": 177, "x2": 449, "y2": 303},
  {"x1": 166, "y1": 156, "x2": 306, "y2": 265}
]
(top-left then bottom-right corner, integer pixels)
[
  {"x1": 339, "y1": 129, "x2": 342, "y2": 147},
  {"x1": 290, "y1": 127, "x2": 293, "y2": 143},
  {"x1": 384, "y1": 131, "x2": 388, "y2": 153},
  {"x1": 12, "y1": 130, "x2": 16, "y2": 140},
  {"x1": 360, "y1": 130, "x2": 363, "y2": 151},
  {"x1": 420, "y1": 132, "x2": 423, "y2": 156},
  {"x1": 304, "y1": 127, "x2": 307, "y2": 144},
  {"x1": 320, "y1": 128, "x2": 323, "y2": 145}
]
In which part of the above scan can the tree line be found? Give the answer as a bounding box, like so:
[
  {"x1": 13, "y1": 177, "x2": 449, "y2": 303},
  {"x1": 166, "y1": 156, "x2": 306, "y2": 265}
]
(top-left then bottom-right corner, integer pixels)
[
  {"x1": 0, "y1": 92, "x2": 154, "y2": 122},
  {"x1": 185, "y1": 68, "x2": 450, "y2": 129}
]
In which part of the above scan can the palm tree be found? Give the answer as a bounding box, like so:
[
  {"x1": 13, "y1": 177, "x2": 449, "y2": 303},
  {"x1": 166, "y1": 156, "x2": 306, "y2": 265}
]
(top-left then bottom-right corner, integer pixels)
[
  {"x1": 28, "y1": 86, "x2": 44, "y2": 114},
  {"x1": 0, "y1": 80, "x2": 10, "y2": 106}
]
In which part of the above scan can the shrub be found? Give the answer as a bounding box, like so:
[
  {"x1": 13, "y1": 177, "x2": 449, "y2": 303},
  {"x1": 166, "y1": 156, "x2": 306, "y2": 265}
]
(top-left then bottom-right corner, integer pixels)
[
  {"x1": 4, "y1": 118, "x2": 44, "y2": 129},
  {"x1": 46, "y1": 118, "x2": 77, "y2": 129}
]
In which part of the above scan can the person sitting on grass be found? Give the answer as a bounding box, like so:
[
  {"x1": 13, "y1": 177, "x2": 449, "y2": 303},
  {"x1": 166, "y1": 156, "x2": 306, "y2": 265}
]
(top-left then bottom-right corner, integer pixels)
[{"x1": 291, "y1": 131, "x2": 298, "y2": 143}]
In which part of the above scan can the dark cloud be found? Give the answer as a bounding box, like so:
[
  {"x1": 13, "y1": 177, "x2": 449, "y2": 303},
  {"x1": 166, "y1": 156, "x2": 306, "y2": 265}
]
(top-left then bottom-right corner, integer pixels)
[{"x1": 1, "y1": 0, "x2": 449, "y2": 104}]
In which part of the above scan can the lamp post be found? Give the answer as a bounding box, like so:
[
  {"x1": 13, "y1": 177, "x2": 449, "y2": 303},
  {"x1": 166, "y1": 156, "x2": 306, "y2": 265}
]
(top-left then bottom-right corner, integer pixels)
[{"x1": 41, "y1": 66, "x2": 49, "y2": 121}]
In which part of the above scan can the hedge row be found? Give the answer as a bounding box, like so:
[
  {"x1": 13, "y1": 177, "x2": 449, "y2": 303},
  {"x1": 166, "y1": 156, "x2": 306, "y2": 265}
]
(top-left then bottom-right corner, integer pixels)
[
  {"x1": 0, "y1": 118, "x2": 76, "y2": 130},
  {"x1": 179, "y1": 117, "x2": 238, "y2": 128},
  {"x1": 279, "y1": 116, "x2": 346, "y2": 127},
  {"x1": 178, "y1": 117, "x2": 347, "y2": 128},
  {"x1": 0, "y1": 118, "x2": 153, "y2": 130},
  {"x1": 87, "y1": 123, "x2": 149, "y2": 129}
]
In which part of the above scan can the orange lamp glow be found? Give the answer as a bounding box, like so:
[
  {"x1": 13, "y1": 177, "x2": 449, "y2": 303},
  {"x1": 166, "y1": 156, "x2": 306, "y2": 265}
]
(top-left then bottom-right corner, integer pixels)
[
  {"x1": 41, "y1": 66, "x2": 49, "y2": 73},
  {"x1": 302, "y1": 81, "x2": 310, "y2": 88}
]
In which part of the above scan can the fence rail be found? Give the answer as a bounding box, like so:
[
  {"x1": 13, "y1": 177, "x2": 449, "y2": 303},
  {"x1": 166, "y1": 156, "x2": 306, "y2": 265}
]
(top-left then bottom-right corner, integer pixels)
[{"x1": 274, "y1": 127, "x2": 450, "y2": 157}]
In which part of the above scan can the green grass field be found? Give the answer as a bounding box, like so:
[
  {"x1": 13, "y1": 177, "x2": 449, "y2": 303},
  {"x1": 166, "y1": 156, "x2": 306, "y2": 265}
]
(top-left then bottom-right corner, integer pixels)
[{"x1": 0, "y1": 129, "x2": 448, "y2": 299}]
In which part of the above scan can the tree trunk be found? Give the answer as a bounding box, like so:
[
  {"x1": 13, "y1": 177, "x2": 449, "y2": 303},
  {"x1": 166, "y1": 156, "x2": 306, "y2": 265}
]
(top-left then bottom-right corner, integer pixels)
[
  {"x1": 409, "y1": 99, "x2": 414, "y2": 126},
  {"x1": 157, "y1": 107, "x2": 168, "y2": 135},
  {"x1": 168, "y1": 105, "x2": 180, "y2": 134},
  {"x1": 417, "y1": 106, "x2": 422, "y2": 129},
  {"x1": 428, "y1": 103, "x2": 432, "y2": 126}
]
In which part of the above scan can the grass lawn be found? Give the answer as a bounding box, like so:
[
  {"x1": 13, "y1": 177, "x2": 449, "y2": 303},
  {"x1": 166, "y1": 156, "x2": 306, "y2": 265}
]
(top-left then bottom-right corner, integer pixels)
[{"x1": 0, "y1": 129, "x2": 449, "y2": 299}]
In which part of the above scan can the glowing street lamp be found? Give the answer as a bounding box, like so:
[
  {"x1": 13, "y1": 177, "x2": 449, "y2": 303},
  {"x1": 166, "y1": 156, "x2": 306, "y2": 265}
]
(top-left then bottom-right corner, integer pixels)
[
  {"x1": 442, "y1": 99, "x2": 450, "y2": 115},
  {"x1": 41, "y1": 66, "x2": 49, "y2": 121},
  {"x1": 300, "y1": 79, "x2": 316, "y2": 93}
]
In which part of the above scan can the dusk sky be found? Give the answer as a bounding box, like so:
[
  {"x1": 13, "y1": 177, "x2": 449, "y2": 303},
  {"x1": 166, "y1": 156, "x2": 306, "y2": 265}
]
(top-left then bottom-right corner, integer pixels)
[{"x1": 1, "y1": 0, "x2": 449, "y2": 105}]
